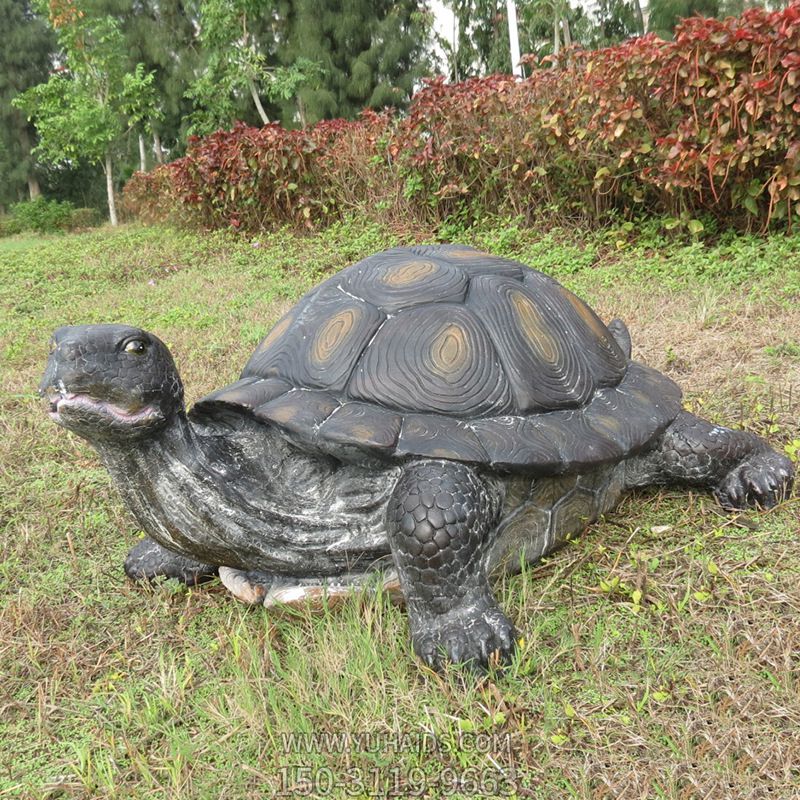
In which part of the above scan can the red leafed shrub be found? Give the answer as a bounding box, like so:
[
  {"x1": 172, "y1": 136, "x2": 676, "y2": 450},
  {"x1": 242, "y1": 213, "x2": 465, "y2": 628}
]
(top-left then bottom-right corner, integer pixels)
[
  {"x1": 123, "y1": 165, "x2": 182, "y2": 225},
  {"x1": 123, "y1": 3, "x2": 800, "y2": 232},
  {"x1": 390, "y1": 71, "x2": 594, "y2": 222},
  {"x1": 577, "y1": 6, "x2": 800, "y2": 225},
  {"x1": 170, "y1": 122, "x2": 332, "y2": 230},
  {"x1": 313, "y1": 110, "x2": 401, "y2": 217},
  {"x1": 124, "y1": 113, "x2": 396, "y2": 230}
]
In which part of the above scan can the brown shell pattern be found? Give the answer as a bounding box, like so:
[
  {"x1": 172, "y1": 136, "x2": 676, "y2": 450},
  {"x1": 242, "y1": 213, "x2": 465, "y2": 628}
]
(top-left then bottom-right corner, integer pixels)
[{"x1": 191, "y1": 246, "x2": 682, "y2": 471}]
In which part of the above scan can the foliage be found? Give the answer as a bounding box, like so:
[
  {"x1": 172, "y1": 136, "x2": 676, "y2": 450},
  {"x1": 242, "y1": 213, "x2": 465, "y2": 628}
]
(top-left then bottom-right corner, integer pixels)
[
  {"x1": 125, "y1": 114, "x2": 392, "y2": 229},
  {"x1": 396, "y1": 3, "x2": 800, "y2": 230},
  {"x1": 584, "y1": 5, "x2": 800, "y2": 227},
  {"x1": 439, "y1": 0, "x2": 590, "y2": 71},
  {"x1": 187, "y1": 0, "x2": 280, "y2": 135},
  {"x1": 0, "y1": 0, "x2": 54, "y2": 207},
  {"x1": 120, "y1": 162, "x2": 182, "y2": 225},
  {"x1": 65, "y1": 204, "x2": 103, "y2": 228},
  {"x1": 15, "y1": 7, "x2": 155, "y2": 167},
  {"x1": 274, "y1": 0, "x2": 433, "y2": 126},
  {"x1": 0, "y1": 197, "x2": 103, "y2": 234},
  {"x1": 8, "y1": 197, "x2": 74, "y2": 232},
  {"x1": 125, "y1": 4, "x2": 800, "y2": 234},
  {"x1": 0, "y1": 214, "x2": 24, "y2": 237},
  {"x1": 120, "y1": 63, "x2": 162, "y2": 137},
  {"x1": 581, "y1": 0, "x2": 640, "y2": 47},
  {"x1": 13, "y1": 0, "x2": 160, "y2": 224},
  {"x1": 647, "y1": 0, "x2": 720, "y2": 37},
  {"x1": 101, "y1": 0, "x2": 203, "y2": 156},
  {"x1": 440, "y1": 0, "x2": 513, "y2": 78},
  {"x1": 16, "y1": 73, "x2": 118, "y2": 166}
]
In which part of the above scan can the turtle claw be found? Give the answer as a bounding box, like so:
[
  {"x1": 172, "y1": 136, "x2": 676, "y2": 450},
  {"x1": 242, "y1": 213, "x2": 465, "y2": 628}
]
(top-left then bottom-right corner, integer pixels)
[
  {"x1": 714, "y1": 451, "x2": 794, "y2": 511},
  {"x1": 412, "y1": 598, "x2": 517, "y2": 673},
  {"x1": 124, "y1": 538, "x2": 217, "y2": 586}
]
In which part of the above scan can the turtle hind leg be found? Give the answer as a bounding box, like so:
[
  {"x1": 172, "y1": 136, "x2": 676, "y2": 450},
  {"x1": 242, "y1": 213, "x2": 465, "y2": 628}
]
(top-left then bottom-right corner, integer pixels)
[
  {"x1": 124, "y1": 537, "x2": 217, "y2": 586},
  {"x1": 218, "y1": 567, "x2": 275, "y2": 604},
  {"x1": 627, "y1": 411, "x2": 794, "y2": 510},
  {"x1": 387, "y1": 459, "x2": 516, "y2": 672},
  {"x1": 219, "y1": 568, "x2": 404, "y2": 608}
]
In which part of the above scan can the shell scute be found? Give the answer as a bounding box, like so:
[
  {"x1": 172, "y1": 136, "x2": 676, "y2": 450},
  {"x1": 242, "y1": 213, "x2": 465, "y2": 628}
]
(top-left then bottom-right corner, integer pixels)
[
  {"x1": 317, "y1": 402, "x2": 402, "y2": 452},
  {"x1": 469, "y1": 416, "x2": 564, "y2": 472},
  {"x1": 243, "y1": 285, "x2": 384, "y2": 392},
  {"x1": 535, "y1": 410, "x2": 626, "y2": 471},
  {"x1": 348, "y1": 303, "x2": 513, "y2": 418},
  {"x1": 341, "y1": 250, "x2": 468, "y2": 312},
  {"x1": 522, "y1": 270, "x2": 627, "y2": 385},
  {"x1": 468, "y1": 275, "x2": 594, "y2": 412},
  {"x1": 396, "y1": 414, "x2": 488, "y2": 462},
  {"x1": 255, "y1": 389, "x2": 339, "y2": 441},
  {"x1": 409, "y1": 244, "x2": 527, "y2": 280},
  {"x1": 189, "y1": 376, "x2": 291, "y2": 422}
]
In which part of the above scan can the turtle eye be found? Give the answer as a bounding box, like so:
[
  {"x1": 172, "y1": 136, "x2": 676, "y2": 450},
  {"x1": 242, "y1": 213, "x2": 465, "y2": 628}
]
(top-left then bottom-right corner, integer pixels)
[{"x1": 123, "y1": 339, "x2": 148, "y2": 355}]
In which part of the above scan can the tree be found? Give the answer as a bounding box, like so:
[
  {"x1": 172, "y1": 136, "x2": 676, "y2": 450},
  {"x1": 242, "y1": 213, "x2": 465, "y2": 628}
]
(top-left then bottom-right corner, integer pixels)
[
  {"x1": 441, "y1": 0, "x2": 512, "y2": 78},
  {"x1": 583, "y1": 0, "x2": 639, "y2": 47},
  {"x1": 647, "y1": 0, "x2": 719, "y2": 37},
  {"x1": 275, "y1": 0, "x2": 433, "y2": 125},
  {"x1": 121, "y1": 62, "x2": 163, "y2": 172},
  {"x1": 185, "y1": 0, "x2": 325, "y2": 134},
  {"x1": 186, "y1": 0, "x2": 274, "y2": 133},
  {"x1": 443, "y1": 0, "x2": 590, "y2": 75},
  {"x1": 0, "y1": 0, "x2": 54, "y2": 209},
  {"x1": 94, "y1": 0, "x2": 204, "y2": 164},
  {"x1": 14, "y1": 0, "x2": 159, "y2": 224}
]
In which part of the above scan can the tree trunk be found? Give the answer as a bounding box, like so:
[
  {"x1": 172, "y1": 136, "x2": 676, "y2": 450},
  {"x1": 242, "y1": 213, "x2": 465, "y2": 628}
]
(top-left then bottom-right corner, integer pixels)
[
  {"x1": 562, "y1": 14, "x2": 572, "y2": 47},
  {"x1": 453, "y1": 9, "x2": 459, "y2": 82},
  {"x1": 104, "y1": 152, "x2": 118, "y2": 226},
  {"x1": 553, "y1": 13, "x2": 560, "y2": 61},
  {"x1": 248, "y1": 77, "x2": 270, "y2": 125},
  {"x1": 241, "y1": 10, "x2": 268, "y2": 125},
  {"x1": 506, "y1": 0, "x2": 523, "y2": 78},
  {"x1": 153, "y1": 131, "x2": 164, "y2": 164},
  {"x1": 632, "y1": 0, "x2": 645, "y2": 34},
  {"x1": 138, "y1": 134, "x2": 147, "y2": 173},
  {"x1": 19, "y1": 124, "x2": 41, "y2": 199},
  {"x1": 27, "y1": 175, "x2": 42, "y2": 200}
]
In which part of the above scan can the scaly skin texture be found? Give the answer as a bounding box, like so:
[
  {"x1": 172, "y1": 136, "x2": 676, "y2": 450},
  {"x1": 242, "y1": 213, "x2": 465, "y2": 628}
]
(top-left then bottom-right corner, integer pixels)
[
  {"x1": 626, "y1": 411, "x2": 794, "y2": 510},
  {"x1": 124, "y1": 538, "x2": 217, "y2": 586},
  {"x1": 387, "y1": 461, "x2": 516, "y2": 670},
  {"x1": 382, "y1": 413, "x2": 793, "y2": 669}
]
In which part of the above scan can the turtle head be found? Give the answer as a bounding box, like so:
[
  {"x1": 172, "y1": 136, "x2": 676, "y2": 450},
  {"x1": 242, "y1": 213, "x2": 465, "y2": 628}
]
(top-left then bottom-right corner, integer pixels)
[{"x1": 39, "y1": 324, "x2": 184, "y2": 442}]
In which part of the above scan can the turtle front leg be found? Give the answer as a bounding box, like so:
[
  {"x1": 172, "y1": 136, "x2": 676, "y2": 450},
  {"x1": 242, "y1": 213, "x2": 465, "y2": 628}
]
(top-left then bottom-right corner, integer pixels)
[
  {"x1": 627, "y1": 411, "x2": 794, "y2": 510},
  {"x1": 124, "y1": 537, "x2": 217, "y2": 586},
  {"x1": 387, "y1": 460, "x2": 516, "y2": 672}
]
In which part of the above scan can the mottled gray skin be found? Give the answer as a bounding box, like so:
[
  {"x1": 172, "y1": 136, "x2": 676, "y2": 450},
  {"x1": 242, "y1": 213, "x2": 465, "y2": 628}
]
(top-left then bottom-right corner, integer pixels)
[{"x1": 40, "y1": 315, "x2": 794, "y2": 672}]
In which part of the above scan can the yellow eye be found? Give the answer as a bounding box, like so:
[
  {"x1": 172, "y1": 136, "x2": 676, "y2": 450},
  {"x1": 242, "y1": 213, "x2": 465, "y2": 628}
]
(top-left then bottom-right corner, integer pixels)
[{"x1": 124, "y1": 340, "x2": 147, "y2": 355}]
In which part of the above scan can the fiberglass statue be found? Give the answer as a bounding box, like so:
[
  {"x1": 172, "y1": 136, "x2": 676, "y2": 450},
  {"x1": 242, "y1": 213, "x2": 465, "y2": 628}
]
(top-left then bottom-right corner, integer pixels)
[{"x1": 40, "y1": 245, "x2": 794, "y2": 671}]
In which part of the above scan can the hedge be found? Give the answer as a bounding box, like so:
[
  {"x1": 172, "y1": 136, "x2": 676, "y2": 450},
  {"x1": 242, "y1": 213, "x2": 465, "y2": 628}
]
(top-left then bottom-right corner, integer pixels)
[{"x1": 123, "y1": 4, "x2": 800, "y2": 233}]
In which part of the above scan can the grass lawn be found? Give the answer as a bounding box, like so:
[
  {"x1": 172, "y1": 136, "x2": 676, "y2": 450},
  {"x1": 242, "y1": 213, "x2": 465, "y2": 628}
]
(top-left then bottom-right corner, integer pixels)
[{"x1": 1, "y1": 219, "x2": 798, "y2": 799}]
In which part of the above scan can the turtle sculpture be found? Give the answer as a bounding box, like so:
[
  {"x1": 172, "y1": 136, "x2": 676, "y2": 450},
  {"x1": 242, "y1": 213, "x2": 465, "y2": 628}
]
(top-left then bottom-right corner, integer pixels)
[{"x1": 40, "y1": 245, "x2": 794, "y2": 671}]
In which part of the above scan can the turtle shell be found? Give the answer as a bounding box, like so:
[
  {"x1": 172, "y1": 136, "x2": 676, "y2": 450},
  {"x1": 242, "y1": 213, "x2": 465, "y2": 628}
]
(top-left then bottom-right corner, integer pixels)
[{"x1": 192, "y1": 245, "x2": 682, "y2": 473}]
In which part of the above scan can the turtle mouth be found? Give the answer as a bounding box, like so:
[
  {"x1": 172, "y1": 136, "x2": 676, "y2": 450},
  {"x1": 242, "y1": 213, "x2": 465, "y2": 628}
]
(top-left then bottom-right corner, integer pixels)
[{"x1": 46, "y1": 391, "x2": 163, "y2": 427}]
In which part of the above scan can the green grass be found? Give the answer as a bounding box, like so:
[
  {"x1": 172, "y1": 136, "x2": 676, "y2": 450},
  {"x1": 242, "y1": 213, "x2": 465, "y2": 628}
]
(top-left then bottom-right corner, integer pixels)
[{"x1": 1, "y1": 220, "x2": 798, "y2": 799}]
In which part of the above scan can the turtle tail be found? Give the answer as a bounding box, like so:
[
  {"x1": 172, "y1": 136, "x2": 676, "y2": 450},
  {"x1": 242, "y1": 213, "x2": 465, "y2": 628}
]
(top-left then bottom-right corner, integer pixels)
[{"x1": 607, "y1": 318, "x2": 632, "y2": 359}]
